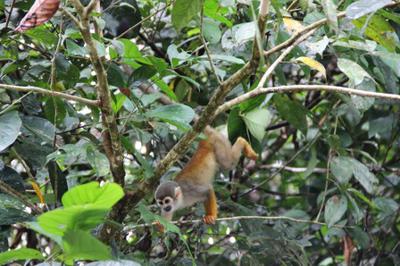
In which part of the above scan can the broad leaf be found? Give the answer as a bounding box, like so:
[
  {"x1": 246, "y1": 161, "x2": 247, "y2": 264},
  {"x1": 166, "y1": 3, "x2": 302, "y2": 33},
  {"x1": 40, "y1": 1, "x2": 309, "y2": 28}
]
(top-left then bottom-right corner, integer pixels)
[
  {"x1": 346, "y1": 0, "x2": 392, "y2": 20},
  {"x1": 172, "y1": 0, "x2": 201, "y2": 31},
  {"x1": 337, "y1": 58, "x2": 373, "y2": 85},
  {"x1": 0, "y1": 111, "x2": 21, "y2": 152},
  {"x1": 0, "y1": 248, "x2": 44, "y2": 265},
  {"x1": 38, "y1": 207, "x2": 108, "y2": 235},
  {"x1": 296, "y1": 57, "x2": 326, "y2": 78},
  {"x1": 242, "y1": 108, "x2": 271, "y2": 142},
  {"x1": 63, "y1": 229, "x2": 111, "y2": 262},
  {"x1": 62, "y1": 182, "x2": 124, "y2": 208},
  {"x1": 324, "y1": 195, "x2": 348, "y2": 227}
]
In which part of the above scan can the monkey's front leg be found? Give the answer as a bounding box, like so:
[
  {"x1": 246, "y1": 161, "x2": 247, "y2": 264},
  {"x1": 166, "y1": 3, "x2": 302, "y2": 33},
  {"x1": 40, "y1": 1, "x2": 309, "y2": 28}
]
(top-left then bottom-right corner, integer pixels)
[{"x1": 203, "y1": 188, "x2": 218, "y2": 224}]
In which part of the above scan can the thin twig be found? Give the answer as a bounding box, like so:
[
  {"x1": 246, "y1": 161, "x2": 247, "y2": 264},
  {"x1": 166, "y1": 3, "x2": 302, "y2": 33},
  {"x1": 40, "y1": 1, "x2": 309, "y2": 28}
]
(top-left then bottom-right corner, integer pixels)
[
  {"x1": 0, "y1": 83, "x2": 100, "y2": 106},
  {"x1": 199, "y1": 0, "x2": 222, "y2": 84},
  {"x1": 240, "y1": 131, "x2": 321, "y2": 197},
  {"x1": 258, "y1": 29, "x2": 316, "y2": 88},
  {"x1": 125, "y1": 215, "x2": 350, "y2": 230},
  {"x1": 115, "y1": 1, "x2": 173, "y2": 39},
  {"x1": 217, "y1": 85, "x2": 400, "y2": 114},
  {"x1": 0, "y1": 180, "x2": 42, "y2": 214}
]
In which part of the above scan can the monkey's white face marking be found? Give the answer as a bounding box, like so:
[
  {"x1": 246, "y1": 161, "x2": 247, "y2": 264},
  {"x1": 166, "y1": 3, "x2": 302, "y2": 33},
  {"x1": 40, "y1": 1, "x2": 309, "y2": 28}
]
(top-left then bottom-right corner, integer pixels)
[{"x1": 157, "y1": 196, "x2": 175, "y2": 213}]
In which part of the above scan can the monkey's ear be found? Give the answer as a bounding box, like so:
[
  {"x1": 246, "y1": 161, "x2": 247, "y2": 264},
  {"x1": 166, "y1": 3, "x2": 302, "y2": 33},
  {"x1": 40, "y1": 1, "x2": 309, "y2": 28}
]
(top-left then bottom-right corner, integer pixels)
[{"x1": 174, "y1": 186, "x2": 182, "y2": 198}]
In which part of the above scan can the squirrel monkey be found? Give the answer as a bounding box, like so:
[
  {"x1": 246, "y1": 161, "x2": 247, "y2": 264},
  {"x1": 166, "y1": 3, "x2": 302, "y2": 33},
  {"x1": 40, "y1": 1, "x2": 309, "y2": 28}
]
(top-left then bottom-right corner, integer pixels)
[{"x1": 154, "y1": 126, "x2": 258, "y2": 226}]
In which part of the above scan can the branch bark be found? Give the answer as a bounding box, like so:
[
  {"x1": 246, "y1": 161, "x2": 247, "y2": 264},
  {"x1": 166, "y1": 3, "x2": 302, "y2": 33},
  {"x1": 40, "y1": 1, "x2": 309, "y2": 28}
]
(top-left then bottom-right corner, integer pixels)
[
  {"x1": 68, "y1": 0, "x2": 126, "y2": 186},
  {"x1": 217, "y1": 85, "x2": 400, "y2": 113},
  {"x1": 0, "y1": 83, "x2": 99, "y2": 106}
]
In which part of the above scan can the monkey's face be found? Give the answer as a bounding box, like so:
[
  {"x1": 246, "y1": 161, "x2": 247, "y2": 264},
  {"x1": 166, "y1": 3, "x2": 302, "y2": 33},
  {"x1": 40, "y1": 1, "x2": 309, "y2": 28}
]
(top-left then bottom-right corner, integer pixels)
[{"x1": 156, "y1": 196, "x2": 175, "y2": 213}]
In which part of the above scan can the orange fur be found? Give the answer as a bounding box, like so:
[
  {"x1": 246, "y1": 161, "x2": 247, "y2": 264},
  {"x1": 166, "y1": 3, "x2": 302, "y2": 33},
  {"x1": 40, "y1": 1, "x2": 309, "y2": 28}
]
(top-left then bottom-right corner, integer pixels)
[{"x1": 155, "y1": 127, "x2": 258, "y2": 226}]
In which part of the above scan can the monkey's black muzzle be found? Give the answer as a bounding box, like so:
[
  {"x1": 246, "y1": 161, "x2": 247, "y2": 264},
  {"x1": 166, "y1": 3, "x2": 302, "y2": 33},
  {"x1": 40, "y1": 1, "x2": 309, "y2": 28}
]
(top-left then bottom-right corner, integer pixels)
[{"x1": 164, "y1": 206, "x2": 172, "y2": 212}]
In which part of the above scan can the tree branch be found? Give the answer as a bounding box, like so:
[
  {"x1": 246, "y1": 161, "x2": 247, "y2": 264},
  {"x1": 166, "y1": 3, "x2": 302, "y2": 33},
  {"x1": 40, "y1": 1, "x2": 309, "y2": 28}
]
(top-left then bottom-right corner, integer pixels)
[
  {"x1": 217, "y1": 85, "x2": 400, "y2": 114},
  {"x1": 69, "y1": 0, "x2": 126, "y2": 186},
  {"x1": 125, "y1": 215, "x2": 349, "y2": 230},
  {"x1": 0, "y1": 83, "x2": 99, "y2": 106},
  {"x1": 99, "y1": 0, "x2": 270, "y2": 243},
  {"x1": 0, "y1": 180, "x2": 42, "y2": 215}
]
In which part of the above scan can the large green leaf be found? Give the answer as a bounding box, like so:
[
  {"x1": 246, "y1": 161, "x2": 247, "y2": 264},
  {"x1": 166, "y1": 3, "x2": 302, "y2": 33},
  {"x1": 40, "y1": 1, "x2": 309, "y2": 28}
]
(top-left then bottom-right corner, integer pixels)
[
  {"x1": 331, "y1": 157, "x2": 355, "y2": 184},
  {"x1": 146, "y1": 104, "x2": 195, "y2": 130},
  {"x1": 346, "y1": 0, "x2": 392, "y2": 20},
  {"x1": 0, "y1": 248, "x2": 44, "y2": 265},
  {"x1": 63, "y1": 229, "x2": 111, "y2": 262},
  {"x1": 0, "y1": 111, "x2": 21, "y2": 152},
  {"x1": 172, "y1": 0, "x2": 201, "y2": 31},
  {"x1": 37, "y1": 206, "x2": 109, "y2": 235},
  {"x1": 321, "y1": 0, "x2": 338, "y2": 31},
  {"x1": 242, "y1": 108, "x2": 271, "y2": 142},
  {"x1": 331, "y1": 156, "x2": 378, "y2": 194},
  {"x1": 324, "y1": 195, "x2": 348, "y2": 227},
  {"x1": 337, "y1": 58, "x2": 373, "y2": 85},
  {"x1": 62, "y1": 182, "x2": 124, "y2": 208},
  {"x1": 22, "y1": 116, "x2": 55, "y2": 144}
]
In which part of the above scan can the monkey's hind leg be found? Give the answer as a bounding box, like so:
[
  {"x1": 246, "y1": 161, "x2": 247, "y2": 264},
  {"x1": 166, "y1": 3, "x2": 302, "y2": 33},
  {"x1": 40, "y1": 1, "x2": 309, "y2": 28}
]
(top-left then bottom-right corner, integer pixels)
[
  {"x1": 234, "y1": 137, "x2": 258, "y2": 161},
  {"x1": 203, "y1": 189, "x2": 218, "y2": 224}
]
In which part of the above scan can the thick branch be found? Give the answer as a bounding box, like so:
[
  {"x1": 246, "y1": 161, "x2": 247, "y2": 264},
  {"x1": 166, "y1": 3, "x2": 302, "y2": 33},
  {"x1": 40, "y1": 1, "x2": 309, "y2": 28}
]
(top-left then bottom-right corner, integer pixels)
[
  {"x1": 0, "y1": 83, "x2": 99, "y2": 106},
  {"x1": 69, "y1": 0, "x2": 125, "y2": 185}
]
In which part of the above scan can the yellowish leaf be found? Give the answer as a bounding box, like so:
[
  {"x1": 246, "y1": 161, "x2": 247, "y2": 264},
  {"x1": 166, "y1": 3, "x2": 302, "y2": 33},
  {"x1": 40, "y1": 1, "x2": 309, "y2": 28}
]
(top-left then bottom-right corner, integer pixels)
[
  {"x1": 30, "y1": 181, "x2": 45, "y2": 204},
  {"x1": 296, "y1": 56, "x2": 327, "y2": 78},
  {"x1": 283, "y1": 17, "x2": 305, "y2": 35}
]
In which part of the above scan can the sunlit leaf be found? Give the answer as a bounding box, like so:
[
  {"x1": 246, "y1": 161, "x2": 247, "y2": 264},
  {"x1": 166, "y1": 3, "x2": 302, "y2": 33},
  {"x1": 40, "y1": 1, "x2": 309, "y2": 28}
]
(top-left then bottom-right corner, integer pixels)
[{"x1": 296, "y1": 57, "x2": 326, "y2": 78}]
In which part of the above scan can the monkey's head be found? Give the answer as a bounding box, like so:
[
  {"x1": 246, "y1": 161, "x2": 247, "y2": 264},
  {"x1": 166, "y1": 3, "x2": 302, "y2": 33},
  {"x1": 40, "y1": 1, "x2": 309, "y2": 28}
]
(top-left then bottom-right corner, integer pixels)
[{"x1": 154, "y1": 181, "x2": 183, "y2": 219}]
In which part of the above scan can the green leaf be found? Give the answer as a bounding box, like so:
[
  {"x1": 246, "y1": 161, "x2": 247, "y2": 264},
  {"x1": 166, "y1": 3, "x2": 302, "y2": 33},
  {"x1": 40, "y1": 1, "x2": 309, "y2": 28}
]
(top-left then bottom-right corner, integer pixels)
[
  {"x1": 0, "y1": 194, "x2": 32, "y2": 225},
  {"x1": 324, "y1": 195, "x2": 348, "y2": 227},
  {"x1": 242, "y1": 108, "x2": 271, "y2": 142},
  {"x1": 62, "y1": 182, "x2": 124, "y2": 209},
  {"x1": 0, "y1": 248, "x2": 44, "y2": 265},
  {"x1": 321, "y1": 0, "x2": 338, "y2": 31},
  {"x1": 274, "y1": 95, "x2": 308, "y2": 134},
  {"x1": 346, "y1": 0, "x2": 392, "y2": 20},
  {"x1": 331, "y1": 157, "x2": 354, "y2": 184},
  {"x1": 22, "y1": 116, "x2": 56, "y2": 144},
  {"x1": 0, "y1": 111, "x2": 21, "y2": 152},
  {"x1": 203, "y1": 18, "x2": 221, "y2": 44},
  {"x1": 38, "y1": 206, "x2": 109, "y2": 235},
  {"x1": 375, "y1": 51, "x2": 400, "y2": 77},
  {"x1": 337, "y1": 58, "x2": 373, "y2": 85},
  {"x1": 331, "y1": 157, "x2": 378, "y2": 193},
  {"x1": 352, "y1": 14, "x2": 397, "y2": 52},
  {"x1": 66, "y1": 39, "x2": 87, "y2": 57},
  {"x1": 63, "y1": 229, "x2": 111, "y2": 262},
  {"x1": 172, "y1": 0, "x2": 201, "y2": 31},
  {"x1": 348, "y1": 227, "x2": 370, "y2": 249},
  {"x1": 146, "y1": 104, "x2": 195, "y2": 129},
  {"x1": 352, "y1": 159, "x2": 378, "y2": 194}
]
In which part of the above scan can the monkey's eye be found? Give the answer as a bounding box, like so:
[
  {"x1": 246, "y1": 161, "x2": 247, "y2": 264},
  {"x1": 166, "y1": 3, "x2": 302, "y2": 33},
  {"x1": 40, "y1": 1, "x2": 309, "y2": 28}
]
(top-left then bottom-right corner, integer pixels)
[
  {"x1": 164, "y1": 198, "x2": 170, "y2": 204},
  {"x1": 157, "y1": 200, "x2": 163, "y2": 205}
]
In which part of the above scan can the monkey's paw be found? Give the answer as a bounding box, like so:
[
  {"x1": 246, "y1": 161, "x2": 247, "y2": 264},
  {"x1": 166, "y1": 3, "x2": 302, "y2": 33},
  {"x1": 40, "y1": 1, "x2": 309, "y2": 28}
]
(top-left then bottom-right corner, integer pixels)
[
  {"x1": 203, "y1": 215, "x2": 217, "y2": 224},
  {"x1": 154, "y1": 221, "x2": 165, "y2": 233},
  {"x1": 243, "y1": 143, "x2": 258, "y2": 160}
]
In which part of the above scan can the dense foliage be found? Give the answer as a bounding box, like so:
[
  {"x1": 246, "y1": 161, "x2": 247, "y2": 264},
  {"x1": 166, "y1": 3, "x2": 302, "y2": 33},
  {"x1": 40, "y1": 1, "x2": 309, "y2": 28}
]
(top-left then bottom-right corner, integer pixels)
[{"x1": 0, "y1": 0, "x2": 400, "y2": 265}]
